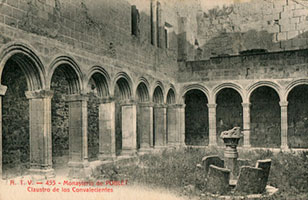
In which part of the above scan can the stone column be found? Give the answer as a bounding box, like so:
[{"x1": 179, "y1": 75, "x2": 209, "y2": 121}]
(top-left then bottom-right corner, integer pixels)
[
  {"x1": 280, "y1": 101, "x2": 289, "y2": 150},
  {"x1": 167, "y1": 105, "x2": 177, "y2": 147},
  {"x1": 98, "y1": 98, "x2": 116, "y2": 160},
  {"x1": 25, "y1": 90, "x2": 55, "y2": 178},
  {"x1": 208, "y1": 104, "x2": 217, "y2": 146},
  {"x1": 153, "y1": 104, "x2": 167, "y2": 148},
  {"x1": 121, "y1": 101, "x2": 137, "y2": 156},
  {"x1": 0, "y1": 85, "x2": 7, "y2": 178},
  {"x1": 242, "y1": 103, "x2": 251, "y2": 148},
  {"x1": 138, "y1": 102, "x2": 154, "y2": 152},
  {"x1": 178, "y1": 104, "x2": 186, "y2": 146},
  {"x1": 65, "y1": 94, "x2": 90, "y2": 178}
]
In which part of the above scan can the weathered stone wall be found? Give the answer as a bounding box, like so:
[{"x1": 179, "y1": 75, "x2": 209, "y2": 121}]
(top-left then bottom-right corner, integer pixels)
[
  {"x1": 179, "y1": 49, "x2": 308, "y2": 83},
  {"x1": 0, "y1": 0, "x2": 178, "y2": 88},
  {"x1": 179, "y1": 0, "x2": 308, "y2": 60}
]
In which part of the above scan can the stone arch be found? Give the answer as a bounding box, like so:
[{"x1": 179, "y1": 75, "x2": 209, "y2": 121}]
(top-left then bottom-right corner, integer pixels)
[
  {"x1": 113, "y1": 72, "x2": 133, "y2": 100},
  {"x1": 166, "y1": 87, "x2": 176, "y2": 105},
  {"x1": 181, "y1": 84, "x2": 210, "y2": 104},
  {"x1": 250, "y1": 85, "x2": 281, "y2": 148},
  {"x1": 136, "y1": 77, "x2": 150, "y2": 102},
  {"x1": 0, "y1": 42, "x2": 45, "y2": 90},
  {"x1": 284, "y1": 79, "x2": 308, "y2": 102},
  {"x1": 212, "y1": 82, "x2": 244, "y2": 103},
  {"x1": 87, "y1": 66, "x2": 110, "y2": 97},
  {"x1": 48, "y1": 56, "x2": 83, "y2": 94},
  {"x1": 215, "y1": 87, "x2": 243, "y2": 146},
  {"x1": 153, "y1": 84, "x2": 164, "y2": 104},
  {"x1": 286, "y1": 79, "x2": 308, "y2": 148},
  {"x1": 247, "y1": 81, "x2": 282, "y2": 103},
  {"x1": 183, "y1": 88, "x2": 209, "y2": 146}
]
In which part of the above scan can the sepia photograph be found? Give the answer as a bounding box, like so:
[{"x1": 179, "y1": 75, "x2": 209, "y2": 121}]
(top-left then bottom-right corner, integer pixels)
[{"x1": 0, "y1": 0, "x2": 308, "y2": 199}]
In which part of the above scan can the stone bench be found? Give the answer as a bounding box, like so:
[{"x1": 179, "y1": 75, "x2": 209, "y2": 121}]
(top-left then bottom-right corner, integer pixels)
[
  {"x1": 202, "y1": 155, "x2": 224, "y2": 176},
  {"x1": 234, "y1": 159, "x2": 272, "y2": 194},
  {"x1": 206, "y1": 164, "x2": 231, "y2": 195},
  {"x1": 204, "y1": 158, "x2": 272, "y2": 195}
]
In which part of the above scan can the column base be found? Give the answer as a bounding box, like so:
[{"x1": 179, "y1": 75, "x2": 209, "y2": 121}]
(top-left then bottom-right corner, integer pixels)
[
  {"x1": 98, "y1": 154, "x2": 116, "y2": 161},
  {"x1": 28, "y1": 168, "x2": 55, "y2": 180},
  {"x1": 120, "y1": 149, "x2": 137, "y2": 157},
  {"x1": 280, "y1": 145, "x2": 290, "y2": 151},
  {"x1": 68, "y1": 161, "x2": 91, "y2": 179},
  {"x1": 138, "y1": 147, "x2": 152, "y2": 153},
  {"x1": 243, "y1": 144, "x2": 251, "y2": 148}
]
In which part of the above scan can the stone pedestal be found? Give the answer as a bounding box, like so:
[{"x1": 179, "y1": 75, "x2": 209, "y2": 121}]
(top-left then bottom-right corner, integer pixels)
[
  {"x1": 98, "y1": 98, "x2": 116, "y2": 160},
  {"x1": 121, "y1": 102, "x2": 137, "y2": 156},
  {"x1": 153, "y1": 104, "x2": 167, "y2": 148},
  {"x1": 242, "y1": 103, "x2": 251, "y2": 148},
  {"x1": 280, "y1": 101, "x2": 289, "y2": 150},
  {"x1": 223, "y1": 142, "x2": 239, "y2": 180},
  {"x1": 220, "y1": 127, "x2": 242, "y2": 180},
  {"x1": 65, "y1": 94, "x2": 90, "y2": 178},
  {"x1": 25, "y1": 90, "x2": 55, "y2": 178},
  {"x1": 138, "y1": 103, "x2": 153, "y2": 152},
  {"x1": 208, "y1": 104, "x2": 217, "y2": 146},
  {"x1": 0, "y1": 85, "x2": 7, "y2": 178}
]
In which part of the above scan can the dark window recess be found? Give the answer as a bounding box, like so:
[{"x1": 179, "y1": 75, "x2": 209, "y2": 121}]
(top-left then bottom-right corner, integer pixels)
[
  {"x1": 131, "y1": 5, "x2": 140, "y2": 36},
  {"x1": 164, "y1": 28, "x2": 168, "y2": 48}
]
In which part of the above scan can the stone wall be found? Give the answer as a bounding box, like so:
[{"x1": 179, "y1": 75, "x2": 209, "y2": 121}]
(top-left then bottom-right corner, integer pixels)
[
  {"x1": 179, "y1": 0, "x2": 308, "y2": 60},
  {"x1": 179, "y1": 49, "x2": 308, "y2": 82}
]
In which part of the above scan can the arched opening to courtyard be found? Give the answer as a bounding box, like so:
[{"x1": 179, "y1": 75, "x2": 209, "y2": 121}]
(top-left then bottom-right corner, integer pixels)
[
  {"x1": 184, "y1": 89, "x2": 209, "y2": 146},
  {"x1": 250, "y1": 86, "x2": 281, "y2": 148},
  {"x1": 1, "y1": 50, "x2": 44, "y2": 178},
  {"x1": 136, "y1": 82, "x2": 150, "y2": 150},
  {"x1": 87, "y1": 71, "x2": 109, "y2": 161},
  {"x1": 166, "y1": 88, "x2": 176, "y2": 145},
  {"x1": 216, "y1": 88, "x2": 243, "y2": 147},
  {"x1": 287, "y1": 84, "x2": 308, "y2": 148},
  {"x1": 114, "y1": 77, "x2": 132, "y2": 156},
  {"x1": 50, "y1": 61, "x2": 81, "y2": 175},
  {"x1": 153, "y1": 86, "x2": 165, "y2": 147}
]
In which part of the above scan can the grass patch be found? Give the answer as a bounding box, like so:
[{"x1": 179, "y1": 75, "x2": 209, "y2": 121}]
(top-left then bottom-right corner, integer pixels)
[{"x1": 98, "y1": 147, "x2": 308, "y2": 199}]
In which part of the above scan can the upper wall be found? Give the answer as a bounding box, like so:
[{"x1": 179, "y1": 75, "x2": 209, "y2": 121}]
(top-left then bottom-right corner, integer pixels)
[
  {"x1": 179, "y1": 0, "x2": 308, "y2": 60},
  {"x1": 0, "y1": 0, "x2": 179, "y2": 80}
]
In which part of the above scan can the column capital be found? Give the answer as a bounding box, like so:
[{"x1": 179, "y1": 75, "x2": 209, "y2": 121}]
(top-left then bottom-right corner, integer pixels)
[
  {"x1": 98, "y1": 97, "x2": 114, "y2": 104},
  {"x1": 279, "y1": 101, "x2": 288, "y2": 107},
  {"x1": 153, "y1": 103, "x2": 168, "y2": 108},
  {"x1": 173, "y1": 104, "x2": 186, "y2": 109},
  {"x1": 64, "y1": 93, "x2": 89, "y2": 102},
  {"x1": 241, "y1": 103, "x2": 251, "y2": 108},
  {"x1": 25, "y1": 89, "x2": 54, "y2": 99},
  {"x1": 207, "y1": 103, "x2": 217, "y2": 109},
  {"x1": 138, "y1": 102, "x2": 155, "y2": 107},
  {"x1": 0, "y1": 85, "x2": 7, "y2": 96},
  {"x1": 120, "y1": 99, "x2": 137, "y2": 106}
]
